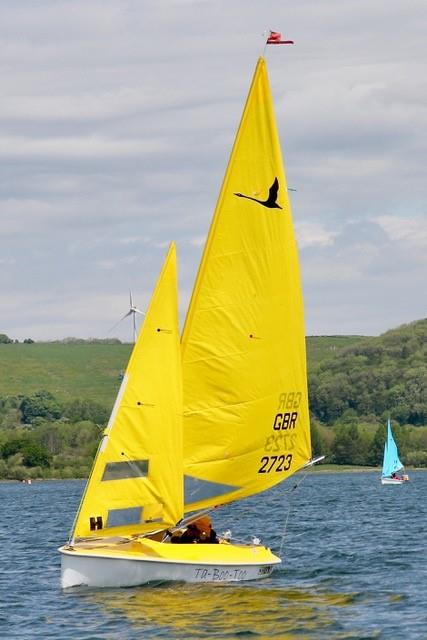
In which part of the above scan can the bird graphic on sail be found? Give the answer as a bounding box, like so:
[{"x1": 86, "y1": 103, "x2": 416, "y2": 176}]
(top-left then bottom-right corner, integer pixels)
[{"x1": 234, "y1": 177, "x2": 282, "y2": 209}]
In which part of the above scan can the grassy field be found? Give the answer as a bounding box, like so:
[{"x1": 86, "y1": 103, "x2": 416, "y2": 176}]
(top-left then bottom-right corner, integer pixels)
[
  {"x1": 305, "y1": 335, "x2": 366, "y2": 368},
  {"x1": 0, "y1": 335, "x2": 367, "y2": 410},
  {"x1": 0, "y1": 342, "x2": 132, "y2": 408}
]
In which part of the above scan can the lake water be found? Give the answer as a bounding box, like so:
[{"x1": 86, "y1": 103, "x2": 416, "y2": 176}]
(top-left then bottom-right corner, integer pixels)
[{"x1": 1, "y1": 471, "x2": 425, "y2": 639}]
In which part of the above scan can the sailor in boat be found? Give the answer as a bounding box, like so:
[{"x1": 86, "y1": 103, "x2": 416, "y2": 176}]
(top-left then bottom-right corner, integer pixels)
[
  {"x1": 169, "y1": 516, "x2": 219, "y2": 544},
  {"x1": 193, "y1": 516, "x2": 219, "y2": 543}
]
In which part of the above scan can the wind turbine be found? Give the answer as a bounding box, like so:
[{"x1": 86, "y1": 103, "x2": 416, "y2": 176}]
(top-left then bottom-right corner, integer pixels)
[{"x1": 109, "y1": 291, "x2": 145, "y2": 343}]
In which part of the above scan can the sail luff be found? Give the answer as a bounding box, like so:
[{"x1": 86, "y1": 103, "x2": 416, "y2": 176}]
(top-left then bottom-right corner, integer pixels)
[
  {"x1": 181, "y1": 57, "x2": 311, "y2": 513},
  {"x1": 381, "y1": 439, "x2": 388, "y2": 477}
]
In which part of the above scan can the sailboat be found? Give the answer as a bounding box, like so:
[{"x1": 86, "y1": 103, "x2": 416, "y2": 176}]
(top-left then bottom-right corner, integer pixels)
[
  {"x1": 59, "y1": 56, "x2": 316, "y2": 588},
  {"x1": 381, "y1": 419, "x2": 409, "y2": 485}
]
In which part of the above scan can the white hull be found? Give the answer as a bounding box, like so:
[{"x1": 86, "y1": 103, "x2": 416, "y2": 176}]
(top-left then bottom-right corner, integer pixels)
[
  {"x1": 59, "y1": 544, "x2": 280, "y2": 588},
  {"x1": 381, "y1": 476, "x2": 409, "y2": 485}
]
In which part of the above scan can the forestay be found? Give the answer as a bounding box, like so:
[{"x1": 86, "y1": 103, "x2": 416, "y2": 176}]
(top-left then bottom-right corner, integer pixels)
[
  {"x1": 181, "y1": 57, "x2": 312, "y2": 513},
  {"x1": 71, "y1": 244, "x2": 182, "y2": 540}
]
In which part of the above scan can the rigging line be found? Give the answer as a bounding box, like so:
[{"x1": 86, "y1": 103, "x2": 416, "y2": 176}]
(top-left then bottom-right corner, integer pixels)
[
  {"x1": 278, "y1": 494, "x2": 294, "y2": 559},
  {"x1": 277, "y1": 465, "x2": 314, "y2": 558}
]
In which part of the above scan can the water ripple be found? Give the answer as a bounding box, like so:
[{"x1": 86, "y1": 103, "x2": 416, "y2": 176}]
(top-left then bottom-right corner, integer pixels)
[{"x1": 1, "y1": 472, "x2": 426, "y2": 639}]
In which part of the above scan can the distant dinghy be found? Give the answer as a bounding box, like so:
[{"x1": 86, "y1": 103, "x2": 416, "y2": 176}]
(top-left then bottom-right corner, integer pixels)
[{"x1": 381, "y1": 419, "x2": 409, "y2": 485}]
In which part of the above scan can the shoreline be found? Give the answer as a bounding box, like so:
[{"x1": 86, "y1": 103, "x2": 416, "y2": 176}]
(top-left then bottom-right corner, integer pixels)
[
  {"x1": 2, "y1": 466, "x2": 425, "y2": 482},
  {"x1": 310, "y1": 465, "x2": 380, "y2": 473}
]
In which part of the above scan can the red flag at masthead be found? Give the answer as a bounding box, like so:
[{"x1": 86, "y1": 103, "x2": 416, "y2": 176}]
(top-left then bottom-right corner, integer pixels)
[{"x1": 266, "y1": 30, "x2": 294, "y2": 45}]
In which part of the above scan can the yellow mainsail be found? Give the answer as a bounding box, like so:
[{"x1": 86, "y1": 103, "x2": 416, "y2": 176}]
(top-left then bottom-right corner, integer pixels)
[
  {"x1": 72, "y1": 243, "x2": 182, "y2": 540},
  {"x1": 181, "y1": 57, "x2": 311, "y2": 512}
]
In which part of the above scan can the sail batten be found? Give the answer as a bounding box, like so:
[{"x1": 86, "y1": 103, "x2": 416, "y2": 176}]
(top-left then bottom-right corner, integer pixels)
[{"x1": 181, "y1": 57, "x2": 311, "y2": 513}]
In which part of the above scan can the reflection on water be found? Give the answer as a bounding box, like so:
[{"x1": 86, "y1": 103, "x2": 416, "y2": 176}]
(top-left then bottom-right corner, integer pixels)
[{"x1": 83, "y1": 580, "x2": 360, "y2": 639}]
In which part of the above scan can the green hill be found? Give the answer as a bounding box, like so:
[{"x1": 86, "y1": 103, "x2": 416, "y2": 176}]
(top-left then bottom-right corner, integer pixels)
[
  {"x1": 0, "y1": 322, "x2": 424, "y2": 427},
  {"x1": 0, "y1": 342, "x2": 132, "y2": 408},
  {"x1": 0, "y1": 321, "x2": 425, "y2": 479},
  {"x1": 309, "y1": 318, "x2": 427, "y2": 426},
  {"x1": 306, "y1": 335, "x2": 366, "y2": 368},
  {"x1": 0, "y1": 335, "x2": 365, "y2": 411}
]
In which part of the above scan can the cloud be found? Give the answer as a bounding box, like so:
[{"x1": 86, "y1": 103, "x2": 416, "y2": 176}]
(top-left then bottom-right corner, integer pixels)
[
  {"x1": 301, "y1": 217, "x2": 426, "y2": 335},
  {"x1": 0, "y1": 0, "x2": 426, "y2": 341},
  {"x1": 375, "y1": 215, "x2": 427, "y2": 255},
  {"x1": 296, "y1": 221, "x2": 338, "y2": 249}
]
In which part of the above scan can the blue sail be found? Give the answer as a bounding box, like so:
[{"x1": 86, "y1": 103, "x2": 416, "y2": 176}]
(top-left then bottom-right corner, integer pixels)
[{"x1": 382, "y1": 419, "x2": 404, "y2": 478}]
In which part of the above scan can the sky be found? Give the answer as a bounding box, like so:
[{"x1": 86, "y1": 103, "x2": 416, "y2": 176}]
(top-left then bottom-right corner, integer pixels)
[{"x1": 1, "y1": 0, "x2": 426, "y2": 342}]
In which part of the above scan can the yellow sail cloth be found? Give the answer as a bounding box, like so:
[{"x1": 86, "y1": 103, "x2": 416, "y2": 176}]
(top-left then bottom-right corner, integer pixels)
[
  {"x1": 181, "y1": 57, "x2": 311, "y2": 512},
  {"x1": 72, "y1": 243, "x2": 182, "y2": 540}
]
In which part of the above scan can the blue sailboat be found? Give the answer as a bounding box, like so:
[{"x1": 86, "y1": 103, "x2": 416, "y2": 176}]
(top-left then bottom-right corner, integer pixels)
[{"x1": 381, "y1": 419, "x2": 409, "y2": 485}]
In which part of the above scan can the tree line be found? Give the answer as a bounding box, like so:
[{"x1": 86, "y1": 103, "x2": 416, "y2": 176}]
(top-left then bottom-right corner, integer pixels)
[
  {"x1": 311, "y1": 418, "x2": 427, "y2": 469},
  {"x1": 0, "y1": 334, "x2": 123, "y2": 345},
  {"x1": 1, "y1": 390, "x2": 426, "y2": 482},
  {"x1": 0, "y1": 392, "x2": 108, "y2": 480}
]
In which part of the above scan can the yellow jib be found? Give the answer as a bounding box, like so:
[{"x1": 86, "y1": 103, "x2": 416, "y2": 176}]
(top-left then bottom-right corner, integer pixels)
[
  {"x1": 181, "y1": 58, "x2": 311, "y2": 512},
  {"x1": 72, "y1": 243, "x2": 182, "y2": 540}
]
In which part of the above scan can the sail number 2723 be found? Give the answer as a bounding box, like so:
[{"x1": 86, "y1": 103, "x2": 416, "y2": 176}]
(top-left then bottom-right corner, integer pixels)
[
  {"x1": 258, "y1": 454, "x2": 292, "y2": 474},
  {"x1": 258, "y1": 391, "x2": 300, "y2": 474}
]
